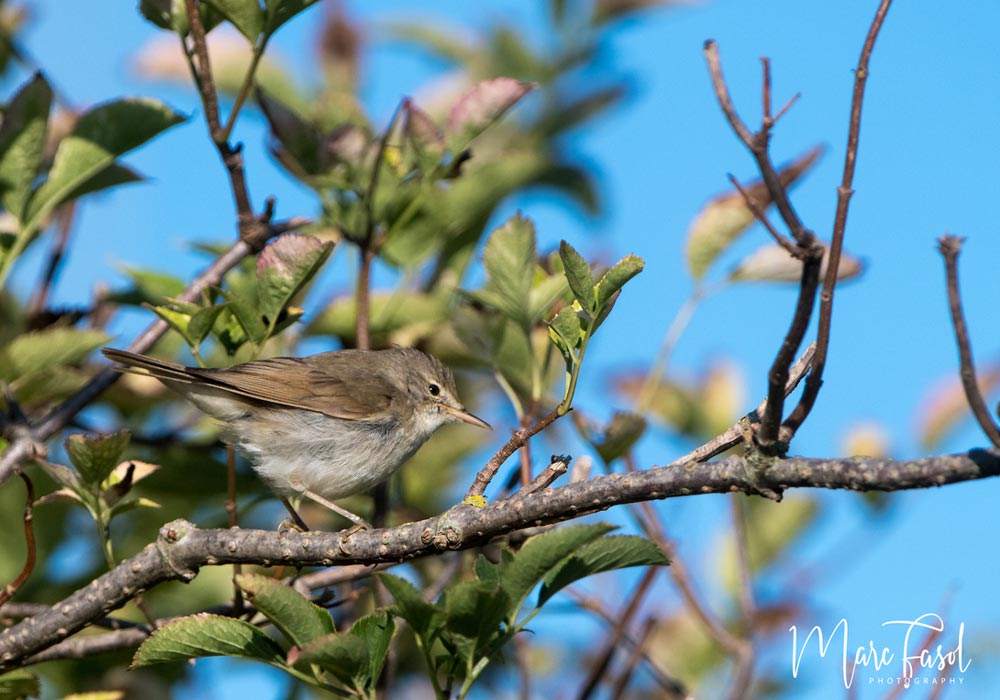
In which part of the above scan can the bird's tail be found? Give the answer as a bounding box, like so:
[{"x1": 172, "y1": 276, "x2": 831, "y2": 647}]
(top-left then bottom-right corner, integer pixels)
[{"x1": 102, "y1": 347, "x2": 194, "y2": 384}]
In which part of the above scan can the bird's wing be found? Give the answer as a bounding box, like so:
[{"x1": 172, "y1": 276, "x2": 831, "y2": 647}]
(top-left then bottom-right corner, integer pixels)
[{"x1": 189, "y1": 356, "x2": 394, "y2": 420}]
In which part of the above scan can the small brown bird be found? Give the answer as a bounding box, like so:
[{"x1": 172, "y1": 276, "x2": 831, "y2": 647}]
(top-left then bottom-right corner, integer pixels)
[{"x1": 102, "y1": 347, "x2": 490, "y2": 529}]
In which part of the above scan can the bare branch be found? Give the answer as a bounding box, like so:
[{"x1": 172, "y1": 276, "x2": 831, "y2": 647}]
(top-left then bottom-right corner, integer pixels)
[
  {"x1": 756, "y1": 253, "x2": 822, "y2": 451},
  {"x1": 783, "y1": 0, "x2": 895, "y2": 436},
  {"x1": 519, "y1": 454, "x2": 570, "y2": 496},
  {"x1": 936, "y1": 236, "x2": 1000, "y2": 447},
  {"x1": 728, "y1": 174, "x2": 798, "y2": 255},
  {"x1": 465, "y1": 406, "x2": 565, "y2": 499},
  {"x1": 576, "y1": 568, "x2": 659, "y2": 700},
  {"x1": 570, "y1": 592, "x2": 689, "y2": 699},
  {"x1": 680, "y1": 342, "x2": 816, "y2": 466}
]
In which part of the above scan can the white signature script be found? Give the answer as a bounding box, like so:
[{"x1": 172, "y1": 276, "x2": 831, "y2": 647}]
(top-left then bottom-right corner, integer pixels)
[{"x1": 789, "y1": 613, "x2": 970, "y2": 688}]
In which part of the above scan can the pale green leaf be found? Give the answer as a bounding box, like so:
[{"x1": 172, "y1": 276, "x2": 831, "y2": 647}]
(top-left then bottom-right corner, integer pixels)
[{"x1": 379, "y1": 573, "x2": 441, "y2": 640}]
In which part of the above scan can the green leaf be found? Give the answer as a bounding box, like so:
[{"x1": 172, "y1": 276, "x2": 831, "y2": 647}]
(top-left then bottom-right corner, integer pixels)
[
  {"x1": 64, "y1": 430, "x2": 131, "y2": 488},
  {"x1": 0, "y1": 73, "x2": 52, "y2": 221},
  {"x1": 235, "y1": 573, "x2": 334, "y2": 649},
  {"x1": 255, "y1": 233, "x2": 333, "y2": 332},
  {"x1": 25, "y1": 98, "x2": 185, "y2": 233},
  {"x1": 474, "y1": 554, "x2": 500, "y2": 585},
  {"x1": 0, "y1": 669, "x2": 40, "y2": 699},
  {"x1": 500, "y1": 523, "x2": 615, "y2": 621},
  {"x1": 538, "y1": 535, "x2": 668, "y2": 606},
  {"x1": 204, "y1": 0, "x2": 264, "y2": 41},
  {"x1": 221, "y1": 283, "x2": 266, "y2": 345},
  {"x1": 350, "y1": 611, "x2": 396, "y2": 687},
  {"x1": 378, "y1": 573, "x2": 442, "y2": 640},
  {"x1": 0, "y1": 328, "x2": 109, "y2": 382},
  {"x1": 558, "y1": 240, "x2": 594, "y2": 313},
  {"x1": 187, "y1": 304, "x2": 227, "y2": 345},
  {"x1": 293, "y1": 631, "x2": 368, "y2": 690},
  {"x1": 443, "y1": 580, "x2": 508, "y2": 656},
  {"x1": 596, "y1": 254, "x2": 643, "y2": 309},
  {"x1": 479, "y1": 214, "x2": 536, "y2": 328},
  {"x1": 131, "y1": 614, "x2": 286, "y2": 668}
]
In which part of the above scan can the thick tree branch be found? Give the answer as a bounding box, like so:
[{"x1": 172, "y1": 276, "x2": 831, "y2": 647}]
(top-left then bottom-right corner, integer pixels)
[{"x1": 1, "y1": 447, "x2": 998, "y2": 671}]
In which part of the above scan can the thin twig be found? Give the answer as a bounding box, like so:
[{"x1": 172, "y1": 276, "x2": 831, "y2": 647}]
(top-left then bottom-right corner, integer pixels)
[
  {"x1": 519, "y1": 455, "x2": 570, "y2": 496},
  {"x1": 704, "y1": 38, "x2": 825, "y2": 451},
  {"x1": 783, "y1": 0, "x2": 894, "y2": 435},
  {"x1": 678, "y1": 343, "x2": 815, "y2": 466},
  {"x1": 569, "y1": 591, "x2": 689, "y2": 698},
  {"x1": 576, "y1": 567, "x2": 659, "y2": 700},
  {"x1": 727, "y1": 496, "x2": 757, "y2": 700},
  {"x1": 182, "y1": 0, "x2": 257, "y2": 236},
  {"x1": 0, "y1": 472, "x2": 36, "y2": 608},
  {"x1": 704, "y1": 41, "x2": 811, "y2": 244},
  {"x1": 356, "y1": 245, "x2": 375, "y2": 351},
  {"x1": 728, "y1": 174, "x2": 799, "y2": 254},
  {"x1": 26, "y1": 204, "x2": 77, "y2": 318},
  {"x1": 513, "y1": 634, "x2": 532, "y2": 700},
  {"x1": 465, "y1": 406, "x2": 564, "y2": 500},
  {"x1": 609, "y1": 616, "x2": 657, "y2": 700},
  {"x1": 936, "y1": 236, "x2": 1000, "y2": 447}
]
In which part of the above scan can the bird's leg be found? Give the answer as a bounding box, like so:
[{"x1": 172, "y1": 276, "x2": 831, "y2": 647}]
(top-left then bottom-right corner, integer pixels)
[
  {"x1": 279, "y1": 496, "x2": 310, "y2": 532},
  {"x1": 300, "y1": 489, "x2": 372, "y2": 530}
]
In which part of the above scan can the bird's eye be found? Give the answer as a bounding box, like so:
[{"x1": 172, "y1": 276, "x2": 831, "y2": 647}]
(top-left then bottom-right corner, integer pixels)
[{"x1": 428, "y1": 383, "x2": 441, "y2": 396}]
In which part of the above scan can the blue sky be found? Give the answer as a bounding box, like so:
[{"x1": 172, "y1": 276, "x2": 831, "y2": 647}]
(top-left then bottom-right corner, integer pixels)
[{"x1": 6, "y1": 1, "x2": 1000, "y2": 698}]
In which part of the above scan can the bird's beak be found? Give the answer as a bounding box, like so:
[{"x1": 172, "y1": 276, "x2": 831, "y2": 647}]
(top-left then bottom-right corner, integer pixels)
[{"x1": 444, "y1": 404, "x2": 492, "y2": 430}]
